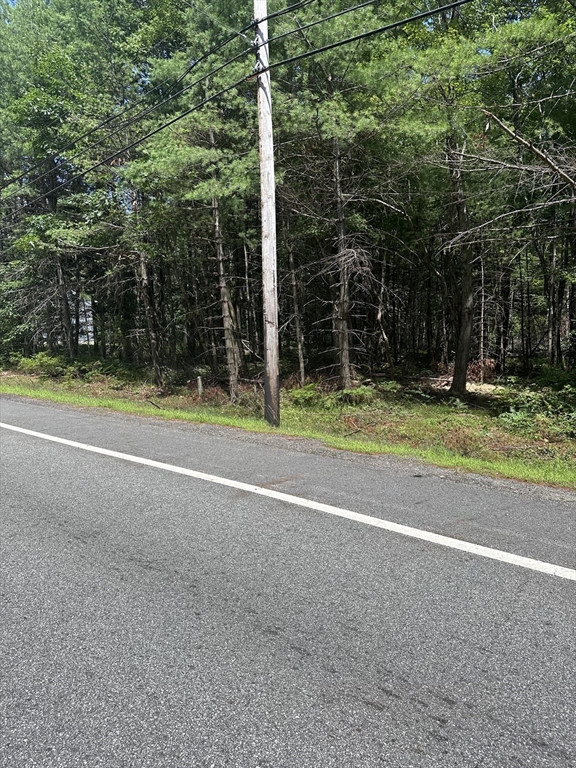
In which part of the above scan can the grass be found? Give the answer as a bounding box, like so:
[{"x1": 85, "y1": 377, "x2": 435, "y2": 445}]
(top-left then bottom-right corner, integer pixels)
[{"x1": 1, "y1": 364, "x2": 575, "y2": 490}]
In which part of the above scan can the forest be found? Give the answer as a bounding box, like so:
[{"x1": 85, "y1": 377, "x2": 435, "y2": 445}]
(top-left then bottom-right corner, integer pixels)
[{"x1": 1, "y1": 0, "x2": 575, "y2": 401}]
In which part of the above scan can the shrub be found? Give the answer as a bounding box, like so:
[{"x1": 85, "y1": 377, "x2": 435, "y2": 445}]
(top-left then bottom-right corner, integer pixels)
[
  {"x1": 532, "y1": 366, "x2": 576, "y2": 390},
  {"x1": 497, "y1": 384, "x2": 576, "y2": 439},
  {"x1": 333, "y1": 385, "x2": 377, "y2": 406},
  {"x1": 288, "y1": 383, "x2": 324, "y2": 408},
  {"x1": 17, "y1": 352, "x2": 69, "y2": 378}
]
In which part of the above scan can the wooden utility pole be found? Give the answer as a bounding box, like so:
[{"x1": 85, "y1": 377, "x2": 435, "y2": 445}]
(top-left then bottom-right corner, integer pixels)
[{"x1": 254, "y1": 0, "x2": 280, "y2": 426}]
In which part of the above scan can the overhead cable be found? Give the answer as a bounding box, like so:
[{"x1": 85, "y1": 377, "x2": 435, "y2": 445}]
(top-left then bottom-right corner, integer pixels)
[
  {"x1": 268, "y1": 0, "x2": 385, "y2": 46},
  {"x1": 0, "y1": 0, "x2": 320, "y2": 193},
  {"x1": 264, "y1": 0, "x2": 473, "y2": 75},
  {"x1": 0, "y1": 0, "x2": 474, "y2": 228},
  {"x1": 0, "y1": 45, "x2": 256, "y2": 205},
  {"x1": 0, "y1": 3, "x2": 328, "y2": 202}
]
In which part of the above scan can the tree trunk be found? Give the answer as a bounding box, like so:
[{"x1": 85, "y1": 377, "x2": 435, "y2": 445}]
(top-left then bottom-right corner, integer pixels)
[
  {"x1": 55, "y1": 257, "x2": 74, "y2": 358},
  {"x1": 479, "y1": 256, "x2": 485, "y2": 383},
  {"x1": 244, "y1": 242, "x2": 260, "y2": 363},
  {"x1": 137, "y1": 253, "x2": 163, "y2": 386},
  {"x1": 496, "y1": 264, "x2": 511, "y2": 374},
  {"x1": 287, "y1": 242, "x2": 306, "y2": 386},
  {"x1": 446, "y1": 138, "x2": 474, "y2": 398},
  {"x1": 569, "y1": 282, "x2": 576, "y2": 369},
  {"x1": 450, "y1": 249, "x2": 474, "y2": 397},
  {"x1": 375, "y1": 276, "x2": 395, "y2": 375},
  {"x1": 213, "y1": 194, "x2": 242, "y2": 402},
  {"x1": 333, "y1": 137, "x2": 352, "y2": 389},
  {"x1": 73, "y1": 257, "x2": 81, "y2": 356},
  {"x1": 539, "y1": 239, "x2": 558, "y2": 365},
  {"x1": 116, "y1": 267, "x2": 134, "y2": 363}
]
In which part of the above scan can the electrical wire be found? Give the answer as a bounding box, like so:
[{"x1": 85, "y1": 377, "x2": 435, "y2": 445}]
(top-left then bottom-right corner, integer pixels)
[
  {"x1": 0, "y1": 32, "x2": 242, "y2": 193},
  {"x1": 0, "y1": 0, "x2": 320, "y2": 194},
  {"x1": 185, "y1": 0, "x2": 250, "y2": 40},
  {"x1": 0, "y1": 0, "x2": 390, "y2": 203},
  {"x1": 264, "y1": 0, "x2": 473, "y2": 75},
  {"x1": 0, "y1": 44, "x2": 256, "y2": 206},
  {"x1": 184, "y1": 0, "x2": 321, "y2": 36},
  {"x1": 0, "y1": 2, "x2": 329, "y2": 203},
  {"x1": 0, "y1": 0, "x2": 474, "y2": 230},
  {"x1": 0, "y1": 75, "x2": 250, "y2": 226},
  {"x1": 267, "y1": 0, "x2": 384, "y2": 47},
  {"x1": 263, "y1": 0, "x2": 320, "y2": 23}
]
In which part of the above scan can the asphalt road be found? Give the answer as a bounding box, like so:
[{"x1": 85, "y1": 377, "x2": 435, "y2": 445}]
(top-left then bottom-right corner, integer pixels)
[{"x1": 1, "y1": 395, "x2": 575, "y2": 767}]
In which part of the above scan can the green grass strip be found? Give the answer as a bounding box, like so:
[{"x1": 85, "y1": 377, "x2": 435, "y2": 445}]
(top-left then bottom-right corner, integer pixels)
[{"x1": 1, "y1": 378, "x2": 575, "y2": 491}]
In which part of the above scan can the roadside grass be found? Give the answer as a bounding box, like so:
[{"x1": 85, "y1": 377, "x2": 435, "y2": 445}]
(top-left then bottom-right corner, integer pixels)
[{"x1": 1, "y1": 363, "x2": 575, "y2": 490}]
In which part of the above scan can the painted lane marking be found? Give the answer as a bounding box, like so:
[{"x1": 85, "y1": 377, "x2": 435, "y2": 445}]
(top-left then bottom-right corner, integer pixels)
[{"x1": 1, "y1": 421, "x2": 575, "y2": 581}]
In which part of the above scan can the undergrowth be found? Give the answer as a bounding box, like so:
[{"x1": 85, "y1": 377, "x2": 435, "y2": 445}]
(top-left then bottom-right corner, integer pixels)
[{"x1": 1, "y1": 353, "x2": 575, "y2": 489}]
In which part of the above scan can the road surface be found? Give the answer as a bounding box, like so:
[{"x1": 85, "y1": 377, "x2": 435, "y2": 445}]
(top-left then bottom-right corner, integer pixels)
[{"x1": 1, "y1": 395, "x2": 574, "y2": 767}]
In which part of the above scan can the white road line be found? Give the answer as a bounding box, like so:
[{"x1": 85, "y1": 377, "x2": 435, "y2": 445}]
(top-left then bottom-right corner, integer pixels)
[{"x1": 2, "y1": 420, "x2": 575, "y2": 581}]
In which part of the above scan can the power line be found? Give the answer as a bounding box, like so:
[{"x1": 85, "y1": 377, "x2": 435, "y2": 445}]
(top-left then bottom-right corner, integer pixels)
[
  {"x1": 0, "y1": 45, "x2": 256, "y2": 206},
  {"x1": 0, "y1": 75, "x2": 250, "y2": 226},
  {"x1": 0, "y1": 0, "x2": 320, "y2": 195},
  {"x1": 185, "y1": 0, "x2": 250, "y2": 40},
  {"x1": 0, "y1": 1, "x2": 329, "y2": 205},
  {"x1": 0, "y1": 0, "x2": 392, "y2": 204},
  {"x1": 184, "y1": 0, "x2": 321, "y2": 36},
  {"x1": 0, "y1": 0, "x2": 474, "y2": 230},
  {"x1": 264, "y1": 0, "x2": 473, "y2": 74},
  {"x1": 268, "y1": 0, "x2": 384, "y2": 47},
  {"x1": 0, "y1": 34, "x2": 242, "y2": 193},
  {"x1": 264, "y1": 0, "x2": 319, "y2": 23},
  {"x1": 0, "y1": 0, "x2": 380, "y2": 201}
]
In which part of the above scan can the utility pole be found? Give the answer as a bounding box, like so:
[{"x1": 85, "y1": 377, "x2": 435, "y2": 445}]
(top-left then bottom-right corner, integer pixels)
[{"x1": 254, "y1": 0, "x2": 280, "y2": 426}]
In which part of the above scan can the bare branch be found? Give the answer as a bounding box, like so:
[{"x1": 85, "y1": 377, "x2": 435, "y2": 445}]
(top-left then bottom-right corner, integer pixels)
[{"x1": 483, "y1": 110, "x2": 576, "y2": 190}]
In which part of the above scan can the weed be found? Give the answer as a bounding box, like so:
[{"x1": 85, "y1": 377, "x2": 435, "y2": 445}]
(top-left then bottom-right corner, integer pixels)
[
  {"x1": 333, "y1": 385, "x2": 378, "y2": 406},
  {"x1": 17, "y1": 352, "x2": 68, "y2": 378},
  {"x1": 2, "y1": 369, "x2": 575, "y2": 489},
  {"x1": 288, "y1": 383, "x2": 325, "y2": 408},
  {"x1": 497, "y1": 383, "x2": 576, "y2": 439},
  {"x1": 442, "y1": 425, "x2": 487, "y2": 458}
]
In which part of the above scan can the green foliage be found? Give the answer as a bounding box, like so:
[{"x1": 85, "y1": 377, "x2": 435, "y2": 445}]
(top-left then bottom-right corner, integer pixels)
[
  {"x1": 289, "y1": 384, "x2": 383, "y2": 410},
  {"x1": 16, "y1": 352, "x2": 69, "y2": 378},
  {"x1": 2, "y1": 373, "x2": 574, "y2": 489},
  {"x1": 333, "y1": 385, "x2": 378, "y2": 406},
  {"x1": 290, "y1": 383, "x2": 383, "y2": 409},
  {"x1": 531, "y1": 367, "x2": 576, "y2": 390},
  {"x1": 11, "y1": 351, "x2": 148, "y2": 385},
  {"x1": 376, "y1": 381, "x2": 403, "y2": 394},
  {"x1": 497, "y1": 384, "x2": 576, "y2": 438},
  {"x1": 1, "y1": 0, "x2": 575, "y2": 401},
  {"x1": 288, "y1": 383, "x2": 324, "y2": 408}
]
